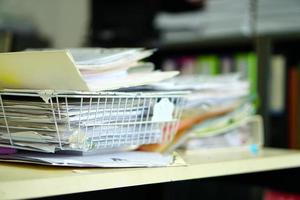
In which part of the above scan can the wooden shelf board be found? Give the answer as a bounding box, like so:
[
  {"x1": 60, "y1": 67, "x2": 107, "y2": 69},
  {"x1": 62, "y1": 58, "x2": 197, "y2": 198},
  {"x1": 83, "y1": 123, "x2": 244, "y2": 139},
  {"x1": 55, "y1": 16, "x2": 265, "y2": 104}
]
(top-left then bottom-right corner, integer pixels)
[{"x1": 1, "y1": 148, "x2": 300, "y2": 199}]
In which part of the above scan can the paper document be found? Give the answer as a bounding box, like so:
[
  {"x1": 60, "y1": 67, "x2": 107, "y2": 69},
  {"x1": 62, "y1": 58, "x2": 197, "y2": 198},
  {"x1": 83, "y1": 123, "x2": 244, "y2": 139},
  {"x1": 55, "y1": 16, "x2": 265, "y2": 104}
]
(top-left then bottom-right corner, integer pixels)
[
  {"x1": 0, "y1": 151, "x2": 177, "y2": 167},
  {"x1": 0, "y1": 49, "x2": 178, "y2": 91},
  {"x1": 184, "y1": 115, "x2": 263, "y2": 150}
]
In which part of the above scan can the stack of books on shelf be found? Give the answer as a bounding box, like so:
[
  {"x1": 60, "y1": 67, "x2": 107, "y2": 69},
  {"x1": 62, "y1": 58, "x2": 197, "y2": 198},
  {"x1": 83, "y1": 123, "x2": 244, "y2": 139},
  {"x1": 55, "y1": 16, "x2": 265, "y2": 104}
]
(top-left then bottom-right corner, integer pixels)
[
  {"x1": 257, "y1": 0, "x2": 300, "y2": 35},
  {"x1": 155, "y1": 0, "x2": 252, "y2": 44},
  {"x1": 0, "y1": 48, "x2": 187, "y2": 167},
  {"x1": 139, "y1": 73, "x2": 263, "y2": 154}
]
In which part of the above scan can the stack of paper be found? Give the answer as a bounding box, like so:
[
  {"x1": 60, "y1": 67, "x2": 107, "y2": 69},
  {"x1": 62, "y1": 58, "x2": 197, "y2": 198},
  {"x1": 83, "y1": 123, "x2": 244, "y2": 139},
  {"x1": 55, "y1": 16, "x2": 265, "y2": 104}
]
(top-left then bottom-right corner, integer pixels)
[
  {"x1": 0, "y1": 48, "x2": 178, "y2": 91},
  {"x1": 0, "y1": 49, "x2": 183, "y2": 145},
  {"x1": 0, "y1": 48, "x2": 187, "y2": 168},
  {"x1": 183, "y1": 115, "x2": 263, "y2": 151},
  {"x1": 0, "y1": 49, "x2": 184, "y2": 169},
  {"x1": 0, "y1": 90, "x2": 186, "y2": 167},
  {"x1": 0, "y1": 89, "x2": 187, "y2": 154},
  {"x1": 0, "y1": 48, "x2": 180, "y2": 149},
  {"x1": 0, "y1": 150, "x2": 177, "y2": 168},
  {"x1": 138, "y1": 74, "x2": 262, "y2": 153}
]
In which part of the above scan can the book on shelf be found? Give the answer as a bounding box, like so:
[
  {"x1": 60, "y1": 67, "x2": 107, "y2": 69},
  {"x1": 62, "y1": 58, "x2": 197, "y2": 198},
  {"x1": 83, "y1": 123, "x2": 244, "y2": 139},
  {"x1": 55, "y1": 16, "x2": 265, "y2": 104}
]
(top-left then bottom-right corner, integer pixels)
[
  {"x1": 288, "y1": 67, "x2": 299, "y2": 149},
  {"x1": 263, "y1": 189, "x2": 300, "y2": 200},
  {"x1": 196, "y1": 55, "x2": 220, "y2": 75},
  {"x1": 235, "y1": 52, "x2": 257, "y2": 97},
  {"x1": 220, "y1": 55, "x2": 235, "y2": 74},
  {"x1": 298, "y1": 65, "x2": 300, "y2": 149},
  {"x1": 0, "y1": 31, "x2": 13, "y2": 53},
  {"x1": 268, "y1": 55, "x2": 288, "y2": 148},
  {"x1": 269, "y1": 55, "x2": 286, "y2": 114}
]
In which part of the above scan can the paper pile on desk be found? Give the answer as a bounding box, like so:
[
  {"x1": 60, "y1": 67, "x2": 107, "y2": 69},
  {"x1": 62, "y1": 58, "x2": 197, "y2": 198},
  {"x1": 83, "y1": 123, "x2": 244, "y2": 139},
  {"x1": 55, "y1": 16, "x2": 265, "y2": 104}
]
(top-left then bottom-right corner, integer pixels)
[
  {"x1": 0, "y1": 48, "x2": 187, "y2": 168},
  {"x1": 0, "y1": 48, "x2": 182, "y2": 153},
  {"x1": 0, "y1": 48, "x2": 178, "y2": 91},
  {"x1": 138, "y1": 74, "x2": 263, "y2": 153}
]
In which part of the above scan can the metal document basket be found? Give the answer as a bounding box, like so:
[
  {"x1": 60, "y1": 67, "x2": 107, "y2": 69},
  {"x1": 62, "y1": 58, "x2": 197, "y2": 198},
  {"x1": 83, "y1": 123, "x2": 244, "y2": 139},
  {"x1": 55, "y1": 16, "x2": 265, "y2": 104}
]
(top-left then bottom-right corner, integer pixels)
[{"x1": 0, "y1": 91, "x2": 186, "y2": 153}]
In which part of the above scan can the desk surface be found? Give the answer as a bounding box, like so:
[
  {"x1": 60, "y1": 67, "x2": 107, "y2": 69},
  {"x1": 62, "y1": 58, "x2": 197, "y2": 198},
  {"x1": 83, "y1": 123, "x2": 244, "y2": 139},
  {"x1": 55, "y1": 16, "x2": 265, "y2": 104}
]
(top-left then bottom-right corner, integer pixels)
[{"x1": 1, "y1": 148, "x2": 300, "y2": 199}]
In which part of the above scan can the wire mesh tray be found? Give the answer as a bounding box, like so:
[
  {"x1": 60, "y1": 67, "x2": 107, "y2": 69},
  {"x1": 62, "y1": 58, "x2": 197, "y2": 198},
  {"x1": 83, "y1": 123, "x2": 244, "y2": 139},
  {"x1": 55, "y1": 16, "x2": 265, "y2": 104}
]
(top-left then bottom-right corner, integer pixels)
[{"x1": 0, "y1": 90, "x2": 186, "y2": 153}]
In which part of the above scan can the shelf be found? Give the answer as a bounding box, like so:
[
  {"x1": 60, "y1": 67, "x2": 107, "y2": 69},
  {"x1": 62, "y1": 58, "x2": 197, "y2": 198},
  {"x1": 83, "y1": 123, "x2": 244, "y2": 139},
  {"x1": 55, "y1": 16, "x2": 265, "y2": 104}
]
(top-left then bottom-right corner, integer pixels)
[
  {"x1": 156, "y1": 31, "x2": 300, "y2": 50},
  {"x1": 158, "y1": 33, "x2": 252, "y2": 50},
  {"x1": 1, "y1": 148, "x2": 300, "y2": 199}
]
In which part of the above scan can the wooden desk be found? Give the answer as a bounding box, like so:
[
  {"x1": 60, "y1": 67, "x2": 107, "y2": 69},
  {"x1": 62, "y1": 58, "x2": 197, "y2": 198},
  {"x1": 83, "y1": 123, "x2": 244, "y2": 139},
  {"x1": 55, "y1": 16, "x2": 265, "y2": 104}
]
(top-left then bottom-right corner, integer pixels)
[{"x1": 1, "y1": 148, "x2": 300, "y2": 199}]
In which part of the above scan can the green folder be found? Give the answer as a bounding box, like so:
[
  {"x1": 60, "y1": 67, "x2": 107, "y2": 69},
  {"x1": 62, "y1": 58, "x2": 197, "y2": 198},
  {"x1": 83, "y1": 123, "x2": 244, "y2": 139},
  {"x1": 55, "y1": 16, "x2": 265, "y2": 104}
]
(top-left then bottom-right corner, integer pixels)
[
  {"x1": 196, "y1": 55, "x2": 220, "y2": 75},
  {"x1": 235, "y1": 53, "x2": 257, "y2": 97}
]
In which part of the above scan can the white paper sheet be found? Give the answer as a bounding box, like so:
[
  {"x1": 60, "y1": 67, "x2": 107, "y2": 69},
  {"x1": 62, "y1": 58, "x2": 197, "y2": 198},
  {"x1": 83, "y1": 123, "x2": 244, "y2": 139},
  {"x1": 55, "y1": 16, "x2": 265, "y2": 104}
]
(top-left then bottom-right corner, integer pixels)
[{"x1": 0, "y1": 151, "x2": 174, "y2": 167}]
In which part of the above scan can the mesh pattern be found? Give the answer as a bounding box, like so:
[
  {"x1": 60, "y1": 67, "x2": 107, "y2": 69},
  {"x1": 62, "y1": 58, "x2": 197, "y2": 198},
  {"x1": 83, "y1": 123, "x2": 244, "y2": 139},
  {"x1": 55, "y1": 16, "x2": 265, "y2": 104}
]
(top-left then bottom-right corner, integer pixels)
[{"x1": 0, "y1": 91, "x2": 186, "y2": 152}]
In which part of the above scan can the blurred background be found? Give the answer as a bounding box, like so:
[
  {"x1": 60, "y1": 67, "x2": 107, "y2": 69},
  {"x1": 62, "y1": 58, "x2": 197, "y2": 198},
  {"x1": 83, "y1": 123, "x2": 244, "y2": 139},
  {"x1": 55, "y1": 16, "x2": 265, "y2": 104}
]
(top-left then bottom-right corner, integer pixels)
[{"x1": 1, "y1": 0, "x2": 300, "y2": 199}]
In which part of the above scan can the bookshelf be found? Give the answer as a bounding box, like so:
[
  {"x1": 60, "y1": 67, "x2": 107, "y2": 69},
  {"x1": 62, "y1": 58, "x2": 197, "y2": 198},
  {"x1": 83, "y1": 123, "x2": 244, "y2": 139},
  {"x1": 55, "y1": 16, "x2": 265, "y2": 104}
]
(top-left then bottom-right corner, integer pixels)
[
  {"x1": 150, "y1": 32, "x2": 300, "y2": 149},
  {"x1": 147, "y1": 0, "x2": 300, "y2": 149},
  {"x1": 1, "y1": 148, "x2": 300, "y2": 199},
  {"x1": 86, "y1": 0, "x2": 299, "y2": 149},
  {"x1": 0, "y1": 0, "x2": 298, "y2": 198}
]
